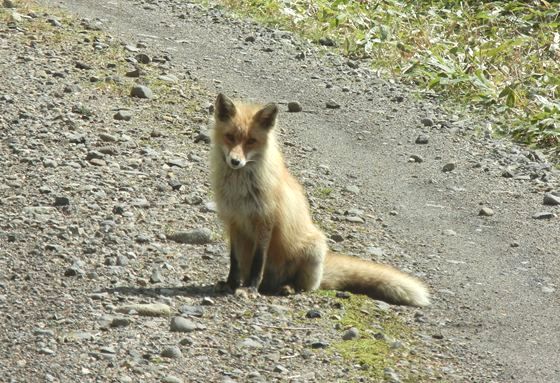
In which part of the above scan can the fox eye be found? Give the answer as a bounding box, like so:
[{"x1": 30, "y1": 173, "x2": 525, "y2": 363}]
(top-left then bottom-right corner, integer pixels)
[
  {"x1": 247, "y1": 138, "x2": 257, "y2": 145},
  {"x1": 224, "y1": 133, "x2": 235, "y2": 143}
]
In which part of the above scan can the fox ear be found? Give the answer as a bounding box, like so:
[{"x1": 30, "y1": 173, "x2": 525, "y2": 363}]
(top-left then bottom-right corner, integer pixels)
[
  {"x1": 253, "y1": 103, "x2": 278, "y2": 130},
  {"x1": 215, "y1": 93, "x2": 236, "y2": 121}
]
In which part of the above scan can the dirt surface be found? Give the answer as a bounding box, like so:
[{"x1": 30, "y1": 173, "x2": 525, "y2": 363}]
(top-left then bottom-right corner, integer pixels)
[{"x1": 2, "y1": 0, "x2": 559, "y2": 382}]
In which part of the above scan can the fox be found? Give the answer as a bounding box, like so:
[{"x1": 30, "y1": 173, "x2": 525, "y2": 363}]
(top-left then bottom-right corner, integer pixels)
[{"x1": 209, "y1": 93, "x2": 430, "y2": 306}]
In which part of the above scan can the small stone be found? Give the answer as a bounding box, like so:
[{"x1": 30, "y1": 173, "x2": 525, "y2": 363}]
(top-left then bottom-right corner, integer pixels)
[
  {"x1": 542, "y1": 286, "x2": 555, "y2": 294},
  {"x1": 238, "y1": 338, "x2": 263, "y2": 349},
  {"x1": 75, "y1": 61, "x2": 92, "y2": 70},
  {"x1": 130, "y1": 85, "x2": 153, "y2": 99},
  {"x1": 178, "y1": 305, "x2": 204, "y2": 317},
  {"x1": 135, "y1": 53, "x2": 151, "y2": 64},
  {"x1": 330, "y1": 234, "x2": 344, "y2": 243},
  {"x1": 161, "y1": 346, "x2": 182, "y2": 359},
  {"x1": 89, "y1": 158, "x2": 107, "y2": 167},
  {"x1": 444, "y1": 229, "x2": 457, "y2": 236},
  {"x1": 167, "y1": 228, "x2": 212, "y2": 245},
  {"x1": 201, "y1": 297, "x2": 215, "y2": 306},
  {"x1": 110, "y1": 317, "x2": 131, "y2": 328},
  {"x1": 532, "y1": 211, "x2": 554, "y2": 220},
  {"x1": 420, "y1": 117, "x2": 434, "y2": 127},
  {"x1": 318, "y1": 37, "x2": 336, "y2": 46},
  {"x1": 273, "y1": 365, "x2": 289, "y2": 374},
  {"x1": 53, "y1": 196, "x2": 70, "y2": 207},
  {"x1": 125, "y1": 68, "x2": 141, "y2": 78},
  {"x1": 366, "y1": 247, "x2": 384, "y2": 257},
  {"x1": 168, "y1": 179, "x2": 182, "y2": 191},
  {"x1": 384, "y1": 367, "x2": 401, "y2": 383},
  {"x1": 245, "y1": 35, "x2": 256, "y2": 42},
  {"x1": 116, "y1": 303, "x2": 172, "y2": 317},
  {"x1": 409, "y1": 154, "x2": 424, "y2": 163},
  {"x1": 335, "y1": 291, "x2": 351, "y2": 299},
  {"x1": 306, "y1": 309, "x2": 321, "y2": 319},
  {"x1": 310, "y1": 341, "x2": 329, "y2": 349},
  {"x1": 442, "y1": 162, "x2": 456, "y2": 172},
  {"x1": 479, "y1": 207, "x2": 494, "y2": 217},
  {"x1": 345, "y1": 216, "x2": 365, "y2": 224},
  {"x1": 150, "y1": 268, "x2": 164, "y2": 284},
  {"x1": 343, "y1": 185, "x2": 360, "y2": 194},
  {"x1": 114, "y1": 110, "x2": 133, "y2": 121},
  {"x1": 415, "y1": 134, "x2": 429, "y2": 144},
  {"x1": 543, "y1": 193, "x2": 560, "y2": 206},
  {"x1": 99, "y1": 133, "x2": 118, "y2": 142},
  {"x1": 326, "y1": 99, "x2": 340, "y2": 109},
  {"x1": 162, "y1": 376, "x2": 183, "y2": 383},
  {"x1": 170, "y1": 316, "x2": 197, "y2": 333},
  {"x1": 342, "y1": 327, "x2": 360, "y2": 341},
  {"x1": 287, "y1": 101, "x2": 302, "y2": 113}
]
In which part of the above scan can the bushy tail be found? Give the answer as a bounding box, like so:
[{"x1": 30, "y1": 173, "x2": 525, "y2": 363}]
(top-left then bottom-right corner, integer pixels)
[{"x1": 320, "y1": 252, "x2": 430, "y2": 307}]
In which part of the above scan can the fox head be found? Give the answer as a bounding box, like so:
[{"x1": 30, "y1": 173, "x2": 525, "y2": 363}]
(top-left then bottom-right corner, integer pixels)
[{"x1": 212, "y1": 93, "x2": 278, "y2": 170}]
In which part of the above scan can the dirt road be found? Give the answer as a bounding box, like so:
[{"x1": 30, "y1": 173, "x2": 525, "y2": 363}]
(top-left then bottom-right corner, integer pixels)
[{"x1": 6, "y1": 0, "x2": 560, "y2": 381}]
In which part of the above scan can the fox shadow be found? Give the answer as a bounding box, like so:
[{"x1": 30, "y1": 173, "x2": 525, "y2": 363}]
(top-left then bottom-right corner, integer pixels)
[{"x1": 101, "y1": 283, "x2": 220, "y2": 299}]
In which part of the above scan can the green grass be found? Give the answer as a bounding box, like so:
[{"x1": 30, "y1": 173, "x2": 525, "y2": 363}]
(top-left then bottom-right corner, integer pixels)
[
  {"x1": 215, "y1": 0, "x2": 560, "y2": 160},
  {"x1": 314, "y1": 290, "x2": 423, "y2": 381}
]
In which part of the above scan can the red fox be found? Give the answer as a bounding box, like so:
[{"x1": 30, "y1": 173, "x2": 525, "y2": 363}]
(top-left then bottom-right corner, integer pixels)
[{"x1": 210, "y1": 93, "x2": 429, "y2": 306}]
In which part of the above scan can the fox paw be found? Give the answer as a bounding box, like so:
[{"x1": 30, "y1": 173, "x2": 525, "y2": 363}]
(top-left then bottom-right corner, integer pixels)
[
  {"x1": 278, "y1": 285, "x2": 296, "y2": 296},
  {"x1": 234, "y1": 287, "x2": 260, "y2": 299},
  {"x1": 214, "y1": 281, "x2": 234, "y2": 294}
]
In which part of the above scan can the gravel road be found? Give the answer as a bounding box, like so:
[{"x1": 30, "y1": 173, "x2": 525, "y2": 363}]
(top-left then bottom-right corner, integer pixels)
[{"x1": 2, "y1": 0, "x2": 559, "y2": 382}]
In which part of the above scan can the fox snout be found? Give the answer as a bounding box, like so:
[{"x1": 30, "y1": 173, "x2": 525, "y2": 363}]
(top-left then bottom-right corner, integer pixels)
[{"x1": 227, "y1": 154, "x2": 246, "y2": 169}]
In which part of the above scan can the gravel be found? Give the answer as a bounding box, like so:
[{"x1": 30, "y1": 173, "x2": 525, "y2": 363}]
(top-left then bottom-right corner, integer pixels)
[{"x1": 3, "y1": 1, "x2": 559, "y2": 382}]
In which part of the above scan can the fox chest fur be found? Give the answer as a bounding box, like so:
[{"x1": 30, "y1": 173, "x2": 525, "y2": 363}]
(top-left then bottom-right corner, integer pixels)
[{"x1": 211, "y1": 159, "x2": 278, "y2": 236}]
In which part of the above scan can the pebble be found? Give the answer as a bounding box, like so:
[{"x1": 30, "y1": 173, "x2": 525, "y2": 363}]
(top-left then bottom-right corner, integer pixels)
[
  {"x1": 420, "y1": 117, "x2": 434, "y2": 127},
  {"x1": 318, "y1": 37, "x2": 336, "y2": 46},
  {"x1": 415, "y1": 134, "x2": 429, "y2": 144},
  {"x1": 409, "y1": 154, "x2": 424, "y2": 163},
  {"x1": 325, "y1": 99, "x2": 341, "y2": 109},
  {"x1": 110, "y1": 317, "x2": 131, "y2": 328},
  {"x1": 162, "y1": 376, "x2": 183, "y2": 383},
  {"x1": 479, "y1": 207, "x2": 494, "y2": 217},
  {"x1": 287, "y1": 101, "x2": 302, "y2": 112},
  {"x1": 53, "y1": 196, "x2": 70, "y2": 206},
  {"x1": 170, "y1": 316, "x2": 197, "y2": 333},
  {"x1": 130, "y1": 85, "x2": 153, "y2": 99},
  {"x1": 135, "y1": 53, "x2": 151, "y2": 64},
  {"x1": 366, "y1": 247, "x2": 384, "y2": 257},
  {"x1": 114, "y1": 110, "x2": 133, "y2": 121},
  {"x1": 310, "y1": 341, "x2": 329, "y2": 349},
  {"x1": 532, "y1": 211, "x2": 554, "y2": 220},
  {"x1": 178, "y1": 305, "x2": 204, "y2": 317},
  {"x1": 150, "y1": 268, "x2": 164, "y2": 283},
  {"x1": 161, "y1": 346, "x2": 182, "y2": 359},
  {"x1": 305, "y1": 309, "x2": 321, "y2": 319},
  {"x1": 543, "y1": 193, "x2": 560, "y2": 206},
  {"x1": 342, "y1": 327, "x2": 360, "y2": 340},
  {"x1": 238, "y1": 338, "x2": 263, "y2": 349},
  {"x1": 99, "y1": 132, "x2": 118, "y2": 142},
  {"x1": 384, "y1": 367, "x2": 401, "y2": 383},
  {"x1": 343, "y1": 185, "x2": 360, "y2": 194},
  {"x1": 115, "y1": 303, "x2": 172, "y2": 317},
  {"x1": 442, "y1": 162, "x2": 456, "y2": 172},
  {"x1": 167, "y1": 228, "x2": 212, "y2": 245}
]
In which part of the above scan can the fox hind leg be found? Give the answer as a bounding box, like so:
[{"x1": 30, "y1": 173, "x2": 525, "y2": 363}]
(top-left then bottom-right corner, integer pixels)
[{"x1": 294, "y1": 244, "x2": 325, "y2": 292}]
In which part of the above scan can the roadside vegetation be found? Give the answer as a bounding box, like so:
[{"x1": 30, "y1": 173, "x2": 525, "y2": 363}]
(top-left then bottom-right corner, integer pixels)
[{"x1": 217, "y1": 0, "x2": 560, "y2": 159}]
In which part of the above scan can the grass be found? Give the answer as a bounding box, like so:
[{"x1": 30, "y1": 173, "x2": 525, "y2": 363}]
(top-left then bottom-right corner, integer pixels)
[
  {"x1": 314, "y1": 290, "x2": 423, "y2": 382},
  {"x1": 215, "y1": 0, "x2": 560, "y2": 161}
]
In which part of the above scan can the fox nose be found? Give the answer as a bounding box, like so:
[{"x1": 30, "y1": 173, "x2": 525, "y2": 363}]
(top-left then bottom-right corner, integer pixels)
[{"x1": 230, "y1": 158, "x2": 240, "y2": 166}]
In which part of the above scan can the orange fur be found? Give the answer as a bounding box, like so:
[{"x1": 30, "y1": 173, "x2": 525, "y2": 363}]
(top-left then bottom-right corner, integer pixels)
[{"x1": 210, "y1": 94, "x2": 429, "y2": 306}]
